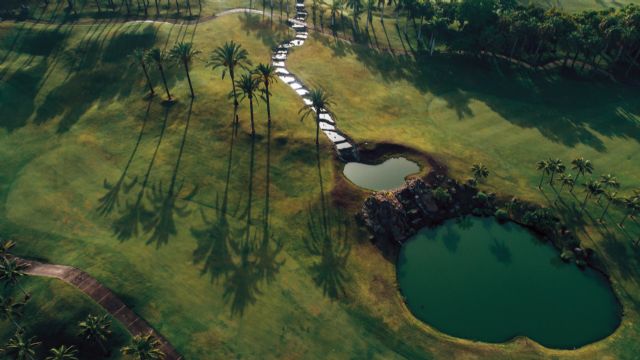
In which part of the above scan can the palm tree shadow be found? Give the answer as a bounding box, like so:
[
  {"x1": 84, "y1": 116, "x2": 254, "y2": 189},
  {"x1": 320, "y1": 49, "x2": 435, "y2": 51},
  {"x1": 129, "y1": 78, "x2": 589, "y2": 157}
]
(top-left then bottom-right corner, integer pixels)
[
  {"x1": 96, "y1": 99, "x2": 153, "y2": 216},
  {"x1": 304, "y1": 147, "x2": 351, "y2": 300},
  {"x1": 144, "y1": 99, "x2": 198, "y2": 248},
  {"x1": 489, "y1": 238, "x2": 512, "y2": 265}
]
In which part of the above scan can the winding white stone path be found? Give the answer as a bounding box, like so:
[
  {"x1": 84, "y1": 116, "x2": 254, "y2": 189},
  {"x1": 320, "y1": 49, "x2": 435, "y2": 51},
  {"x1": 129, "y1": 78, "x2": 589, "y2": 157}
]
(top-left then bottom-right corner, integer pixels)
[{"x1": 272, "y1": 2, "x2": 358, "y2": 161}]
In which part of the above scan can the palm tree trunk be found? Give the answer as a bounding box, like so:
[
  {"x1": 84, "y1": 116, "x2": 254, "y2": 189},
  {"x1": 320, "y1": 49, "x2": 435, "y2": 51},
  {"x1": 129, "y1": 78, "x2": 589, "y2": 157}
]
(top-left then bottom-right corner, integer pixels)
[
  {"x1": 538, "y1": 173, "x2": 544, "y2": 189},
  {"x1": 620, "y1": 212, "x2": 630, "y2": 227},
  {"x1": 158, "y1": 65, "x2": 172, "y2": 100},
  {"x1": 549, "y1": 170, "x2": 556, "y2": 185},
  {"x1": 184, "y1": 61, "x2": 194, "y2": 97},
  {"x1": 230, "y1": 68, "x2": 238, "y2": 110},
  {"x1": 175, "y1": 0, "x2": 180, "y2": 13},
  {"x1": 141, "y1": 62, "x2": 155, "y2": 94},
  {"x1": 581, "y1": 193, "x2": 590, "y2": 212},
  {"x1": 265, "y1": 83, "x2": 271, "y2": 126},
  {"x1": 154, "y1": 0, "x2": 159, "y2": 14},
  {"x1": 600, "y1": 198, "x2": 612, "y2": 222},
  {"x1": 95, "y1": 0, "x2": 102, "y2": 12},
  {"x1": 249, "y1": 96, "x2": 255, "y2": 136},
  {"x1": 315, "y1": 111, "x2": 320, "y2": 145},
  {"x1": 571, "y1": 172, "x2": 580, "y2": 192}
]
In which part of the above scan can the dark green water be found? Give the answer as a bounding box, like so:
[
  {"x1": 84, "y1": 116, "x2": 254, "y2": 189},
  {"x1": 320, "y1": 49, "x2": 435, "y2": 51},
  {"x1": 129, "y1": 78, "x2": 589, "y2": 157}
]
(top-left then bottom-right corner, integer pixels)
[
  {"x1": 397, "y1": 217, "x2": 621, "y2": 349},
  {"x1": 343, "y1": 157, "x2": 419, "y2": 191}
]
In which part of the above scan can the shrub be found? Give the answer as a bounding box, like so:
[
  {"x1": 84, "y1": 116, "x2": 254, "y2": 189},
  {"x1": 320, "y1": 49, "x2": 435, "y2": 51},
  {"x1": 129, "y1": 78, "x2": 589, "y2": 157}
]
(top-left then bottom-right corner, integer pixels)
[{"x1": 495, "y1": 209, "x2": 509, "y2": 223}]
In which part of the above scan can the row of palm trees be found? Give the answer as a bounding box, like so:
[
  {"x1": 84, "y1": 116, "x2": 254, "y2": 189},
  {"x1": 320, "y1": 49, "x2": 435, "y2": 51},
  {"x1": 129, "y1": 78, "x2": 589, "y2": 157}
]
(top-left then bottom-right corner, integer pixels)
[
  {"x1": 42, "y1": 0, "x2": 199, "y2": 18},
  {"x1": 0, "y1": 238, "x2": 166, "y2": 360},
  {"x1": 131, "y1": 40, "x2": 337, "y2": 144},
  {"x1": 536, "y1": 157, "x2": 640, "y2": 231}
]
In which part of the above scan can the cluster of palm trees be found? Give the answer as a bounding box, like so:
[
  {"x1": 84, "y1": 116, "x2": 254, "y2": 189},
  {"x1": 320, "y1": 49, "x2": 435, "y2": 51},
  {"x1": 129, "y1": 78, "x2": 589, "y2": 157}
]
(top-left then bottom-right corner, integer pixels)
[
  {"x1": 130, "y1": 42, "x2": 200, "y2": 101},
  {"x1": 536, "y1": 157, "x2": 640, "y2": 233},
  {"x1": 42, "y1": 0, "x2": 200, "y2": 18},
  {"x1": 0, "y1": 238, "x2": 166, "y2": 360}
]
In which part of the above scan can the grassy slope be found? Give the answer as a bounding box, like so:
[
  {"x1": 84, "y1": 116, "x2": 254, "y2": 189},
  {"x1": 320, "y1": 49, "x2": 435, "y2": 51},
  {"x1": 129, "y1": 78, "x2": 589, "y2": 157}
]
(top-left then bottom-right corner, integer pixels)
[
  {"x1": 0, "y1": 277, "x2": 130, "y2": 359},
  {"x1": 521, "y1": 0, "x2": 640, "y2": 12},
  {"x1": 288, "y1": 33, "x2": 640, "y2": 358}
]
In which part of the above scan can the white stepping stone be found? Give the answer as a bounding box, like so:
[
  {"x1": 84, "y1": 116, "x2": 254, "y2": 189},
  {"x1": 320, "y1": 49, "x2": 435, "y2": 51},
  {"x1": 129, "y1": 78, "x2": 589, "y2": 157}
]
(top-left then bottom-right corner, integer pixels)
[
  {"x1": 273, "y1": 54, "x2": 287, "y2": 60},
  {"x1": 323, "y1": 131, "x2": 346, "y2": 143},
  {"x1": 319, "y1": 122, "x2": 335, "y2": 130},
  {"x1": 289, "y1": 40, "x2": 304, "y2": 46},
  {"x1": 292, "y1": 24, "x2": 306, "y2": 29},
  {"x1": 319, "y1": 113, "x2": 334, "y2": 123},
  {"x1": 296, "y1": 34, "x2": 308, "y2": 39},
  {"x1": 296, "y1": 89, "x2": 309, "y2": 96},
  {"x1": 302, "y1": 98, "x2": 312, "y2": 106},
  {"x1": 275, "y1": 68, "x2": 290, "y2": 74},
  {"x1": 289, "y1": 82, "x2": 303, "y2": 90},
  {"x1": 296, "y1": 3, "x2": 305, "y2": 7},
  {"x1": 272, "y1": 61, "x2": 285, "y2": 67},
  {"x1": 279, "y1": 75, "x2": 295, "y2": 83},
  {"x1": 336, "y1": 142, "x2": 353, "y2": 150}
]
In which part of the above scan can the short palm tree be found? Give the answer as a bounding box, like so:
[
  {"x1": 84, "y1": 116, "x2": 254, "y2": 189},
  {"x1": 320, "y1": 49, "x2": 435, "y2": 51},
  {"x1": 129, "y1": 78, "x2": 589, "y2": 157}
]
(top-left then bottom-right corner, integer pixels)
[
  {"x1": 121, "y1": 333, "x2": 165, "y2": 360},
  {"x1": 145, "y1": 48, "x2": 172, "y2": 101},
  {"x1": 581, "y1": 180, "x2": 603, "y2": 212},
  {"x1": 0, "y1": 238, "x2": 16, "y2": 260},
  {"x1": 3, "y1": 331, "x2": 40, "y2": 360},
  {"x1": 169, "y1": 42, "x2": 200, "y2": 98},
  {"x1": 78, "y1": 314, "x2": 112, "y2": 356},
  {"x1": 619, "y1": 196, "x2": 639, "y2": 227},
  {"x1": 45, "y1": 345, "x2": 78, "y2": 360},
  {"x1": 0, "y1": 257, "x2": 29, "y2": 297},
  {"x1": 536, "y1": 160, "x2": 550, "y2": 189},
  {"x1": 559, "y1": 173, "x2": 574, "y2": 192},
  {"x1": 299, "y1": 88, "x2": 336, "y2": 145},
  {"x1": 207, "y1": 41, "x2": 251, "y2": 110},
  {"x1": 129, "y1": 49, "x2": 155, "y2": 96},
  {"x1": 0, "y1": 295, "x2": 26, "y2": 329},
  {"x1": 235, "y1": 73, "x2": 262, "y2": 136},
  {"x1": 470, "y1": 163, "x2": 489, "y2": 182},
  {"x1": 547, "y1": 158, "x2": 565, "y2": 185},
  {"x1": 598, "y1": 173, "x2": 620, "y2": 203},
  {"x1": 571, "y1": 157, "x2": 593, "y2": 192},
  {"x1": 252, "y1": 63, "x2": 278, "y2": 127}
]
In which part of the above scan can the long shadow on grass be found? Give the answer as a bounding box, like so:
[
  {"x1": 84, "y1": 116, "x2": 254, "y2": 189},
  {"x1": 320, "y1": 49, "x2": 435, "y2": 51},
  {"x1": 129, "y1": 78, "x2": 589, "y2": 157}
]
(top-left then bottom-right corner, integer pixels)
[
  {"x1": 144, "y1": 99, "x2": 198, "y2": 248},
  {"x1": 304, "y1": 146, "x2": 351, "y2": 300},
  {"x1": 238, "y1": 11, "x2": 290, "y2": 49},
  {"x1": 315, "y1": 36, "x2": 640, "y2": 151},
  {"x1": 96, "y1": 98, "x2": 152, "y2": 216}
]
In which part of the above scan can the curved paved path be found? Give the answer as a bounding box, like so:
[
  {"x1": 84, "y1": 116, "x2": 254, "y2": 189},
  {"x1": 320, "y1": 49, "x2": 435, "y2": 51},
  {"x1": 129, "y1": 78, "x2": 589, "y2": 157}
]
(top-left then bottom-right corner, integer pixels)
[{"x1": 15, "y1": 257, "x2": 183, "y2": 360}]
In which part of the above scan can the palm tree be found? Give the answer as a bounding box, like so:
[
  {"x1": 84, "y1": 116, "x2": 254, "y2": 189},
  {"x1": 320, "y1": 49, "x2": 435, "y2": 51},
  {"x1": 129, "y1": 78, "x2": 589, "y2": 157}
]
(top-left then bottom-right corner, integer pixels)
[
  {"x1": 0, "y1": 295, "x2": 26, "y2": 329},
  {"x1": 207, "y1": 41, "x2": 251, "y2": 111},
  {"x1": 470, "y1": 163, "x2": 489, "y2": 182},
  {"x1": 598, "y1": 173, "x2": 620, "y2": 203},
  {"x1": 0, "y1": 257, "x2": 29, "y2": 297},
  {"x1": 121, "y1": 333, "x2": 165, "y2": 360},
  {"x1": 329, "y1": 0, "x2": 341, "y2": 29},
  {"x1": 364, "y1": 0, "x2": 376, "y2": 33},
  {"x1": 129, "y1": 49, "x2": 155, "y2": 96},
  {"x1": 581, "y1": 180, "x2": 603, "y2": 212},
  {"x1": 78, "y1": 314, "x2": 112, "y2": 356},
  {"x1": 235, "y1": 73, "x2": 261, "y2": 136},
  {"x1": 0, "y1": 238, "x2": 16, "y2": 260},
  {"x1": 169, "y1": 42, "x2": 200, "y2": 98},
  {"x1": 299, "y1": 88, "x2": 336, "y2": 145},
  {"x1": 346, "y1": 0, "x2": 363, "y2": 33},
  {"x1": 536, "y1": 160, "x2": 550, "y2": 189},
  {"x1": 570, "y1": 157, "x2": 593, "y2": 192},
  {"x1": 252, "y1": 63, "x2": 278, "y2": 127},
  {"x1": 559, "y1": 173, "x2": 574, "y2": 192},
  {"x1": 547, "y1": 158, "x2": 565, "y2": 185},
  {"x1": 619, "y1": 196, "x2": 639, "y2": 227},
  {"x1": 145, "y1": 48, "x2": 172, "y2": 101},
  {"x1": 3, "y1": 331, "x2": 40, "y2": 360},
  {"x1": 599, "y1": 190, "x2": 617, "y2": 223},
  {"x1": 45, "y1": 345, "x2": 78, "y2": 360}
]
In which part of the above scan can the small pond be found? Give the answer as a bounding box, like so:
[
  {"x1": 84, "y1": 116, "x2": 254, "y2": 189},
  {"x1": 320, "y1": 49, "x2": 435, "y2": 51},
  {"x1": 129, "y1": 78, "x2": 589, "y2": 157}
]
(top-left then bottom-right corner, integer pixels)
[
  {"x1": 397, "y1": 217, "x2": 621, "y2": 349},
  {"x1": 343, "y1": 157, "x2": 419, "y2": 191}
]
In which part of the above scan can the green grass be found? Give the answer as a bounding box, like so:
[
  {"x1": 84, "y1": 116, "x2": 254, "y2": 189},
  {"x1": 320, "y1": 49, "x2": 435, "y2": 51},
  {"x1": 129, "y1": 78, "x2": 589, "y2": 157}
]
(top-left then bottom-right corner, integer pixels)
[
  {"x1": 521, "y1": 0, "x2": 640, "y2": 12},
  {"x1": 2, "y1": 6, "x2": 640, "y2": 360},
  {"x1": 0, "y1": 277, "x2": 131, "y2": 359}
]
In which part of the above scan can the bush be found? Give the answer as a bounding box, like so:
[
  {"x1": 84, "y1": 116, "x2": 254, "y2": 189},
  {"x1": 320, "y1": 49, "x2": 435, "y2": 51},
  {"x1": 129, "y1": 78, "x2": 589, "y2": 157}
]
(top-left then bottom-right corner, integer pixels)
[{"x1": 495, "y1": 209, "x2": 509, "y2": 223}]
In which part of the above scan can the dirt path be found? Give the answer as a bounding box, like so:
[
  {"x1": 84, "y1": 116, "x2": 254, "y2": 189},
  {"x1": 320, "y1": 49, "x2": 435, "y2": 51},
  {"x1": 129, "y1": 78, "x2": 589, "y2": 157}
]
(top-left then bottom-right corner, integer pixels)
[{"x1": 15, "y1": 257, "x2": 183, "y2": 360}]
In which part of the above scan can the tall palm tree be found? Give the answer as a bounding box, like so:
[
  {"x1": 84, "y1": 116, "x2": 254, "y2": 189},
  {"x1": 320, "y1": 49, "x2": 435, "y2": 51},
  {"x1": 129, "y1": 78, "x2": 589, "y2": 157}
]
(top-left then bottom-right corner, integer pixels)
[
  {"x1": 129, "y1": 49, "x2": 155, "y2": 96},
  {"x1": 346, "y1": 0, "x2": 363, "y2": 33},
  {"x1": 547, "y1": 158, "x2": 565, "y2": 185},
  {"x1": 3, "y1": 331, "x2": 40, "y2": 360},
  {"x1": 252, "y1": 63, "x2": 278, "y2": 127},
  {"x1": 169, "y1": 42, "x2": 200, "y2": 98},
  {"x1": 581, "y1": 180, "x2": 603, "y2": 212},
  {"x1": 0, "y1": 257, "x2": 29, "y2": 297},
  {"x1": 536, "y1": 160, "x2": 550, "y2": 189},
  {"x1": 299, "y1": 88, "x2": 336, "y2": 145},
  {"x1": 145, "y1": 48, "x2": 172, "y2": 101},
  {"x1": 570, "y1": 157, "x2": 593, "y2": 192},
  {"x1": 470, "y1": 163, "x2": 489, "y2": 182},
  {"x1": 207, "y1": 41, "x2": 251, "y2": 111},
  {"x1": 559, "y1": 173, "x2": 574, "y2": 192},
  {"x1": 619, "y1": 196, "x2": 639, "y2": 227},
  {"x1": 78, "y1": 314, "x2": 112, "y2": 356},
  {"x1": 45, "y1": 345, "x2": 78, "y2": 360},
  {"x1": 235, "y1": 73, "x2": 261, "y2": 136},
  {"x1": 121, "y1": 333, "x2": 165, "y2": 360},
  {"x1": 364, "y1": 0, "x2": 376, "y2": 33}
]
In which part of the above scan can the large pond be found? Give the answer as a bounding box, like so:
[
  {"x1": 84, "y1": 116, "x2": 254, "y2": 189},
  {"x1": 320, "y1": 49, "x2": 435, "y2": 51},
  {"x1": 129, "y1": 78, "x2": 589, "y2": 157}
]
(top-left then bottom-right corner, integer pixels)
[
  {"x1": 397, "y1": 217, "x2": 621, "y2": 349},
  {"x1": 343, "y1": 157, "x2": 419, "y2": 191}
]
